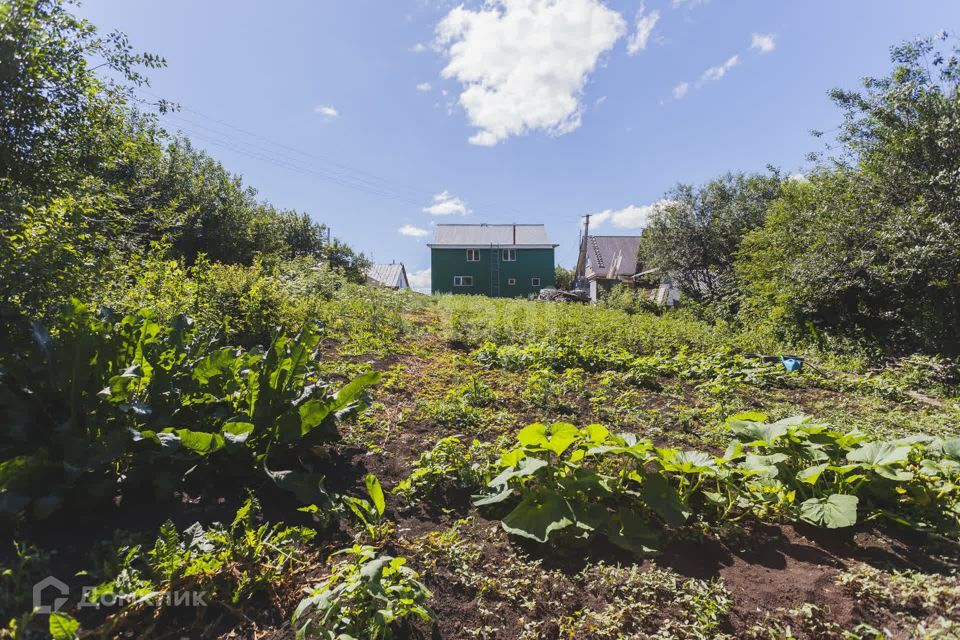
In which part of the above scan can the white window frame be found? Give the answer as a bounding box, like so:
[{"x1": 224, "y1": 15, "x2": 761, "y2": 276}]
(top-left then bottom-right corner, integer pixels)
[
  {"x1": 501, "y1": 249, "x2": 517, "y2": 262},
  {"x1": 465, "y1": 249, "x2": 481, "y2": 262},
  {"x1": 454, "y1": 275, "x2": 473, "y2": 287},
  {"x1": 531, "y1": 277, "x2": 541, "y2": 287},
  {"x1": 507, "y1": 277, "x2": 517, "y2": 285}
]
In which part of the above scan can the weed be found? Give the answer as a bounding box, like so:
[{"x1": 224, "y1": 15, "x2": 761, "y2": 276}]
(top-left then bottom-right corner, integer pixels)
[{"x1": 292, "y1": 544, "x2": 432, "y2": 639}]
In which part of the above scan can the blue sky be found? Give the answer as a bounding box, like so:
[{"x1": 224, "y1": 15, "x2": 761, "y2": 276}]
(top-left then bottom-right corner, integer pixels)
[{"x1": 77, "y1": 0, "x2": 960, "y2": 289}]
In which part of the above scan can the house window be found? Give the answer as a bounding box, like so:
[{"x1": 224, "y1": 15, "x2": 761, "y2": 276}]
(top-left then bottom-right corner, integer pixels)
[
  {"x1": 531, "y1": 277, "x2": 541, "y2": 287},
  {"x1": 466, "y1": 249, "x2": 481, "y2": 262},
  {"x1": 507, "y1": 277, "x2": 517, "y2": 285},
  {"x1": 501, "y1": 249, "x2": 517, "y2": 262},
  {"x1": 454, "y1": 276, "x2": 473, "y2": 287}
]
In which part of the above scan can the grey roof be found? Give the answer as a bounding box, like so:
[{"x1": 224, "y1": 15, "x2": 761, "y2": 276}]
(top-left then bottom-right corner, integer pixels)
[
  {"x1": 429, "y1": 224, "x2": 556, "y2": 247},
  {"x1": 585, "y1": 235, "x2": 642, "y2": 280},
  {"x1": 365, "y1": 263, "x2": 408, "y2": 288}
]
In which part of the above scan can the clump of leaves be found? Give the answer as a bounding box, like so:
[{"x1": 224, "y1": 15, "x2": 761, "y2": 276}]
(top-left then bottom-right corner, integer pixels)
[
  {"x1": 395, "y1": 436, "x2": 501, "y2": 503},
  {"x1": 450, "y1": 376, "x2": 497, "y2": 408},
  {"x1": 292, "y1": 544, "x2": 432, "y2": 640},
  {"x1": 472, "y1": 415, "x2": 960, "y2": 552},
  {"x1": 0, "y1": 301, "x2": 379, "y2": 518},
  {"x1": 342, "y1": 474, "x2": 393, "y2": 543},
  {"x1": 89, "y1": 495, "x2": 316, "y2": 613},
  {"x1": 418, "y1": 396, "x2": 485, "y2": 431},
  {"x1": 522, "y1": 368, "x2": 575, "y2": 413}
]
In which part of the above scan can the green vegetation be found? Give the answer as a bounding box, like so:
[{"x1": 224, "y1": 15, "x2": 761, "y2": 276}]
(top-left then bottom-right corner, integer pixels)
[
  {"x1": 2, "y1": 1, "x2": 960, "y2": 638},
  {"x1": 468, "y1": 417, "x2": 960, "y2": 550},
  {"x1": 292, "y1": 544, "x2": 433, "y2": 640},
  {"x1": 636, "y1": 35, "x2": 960, "y2": 355}
]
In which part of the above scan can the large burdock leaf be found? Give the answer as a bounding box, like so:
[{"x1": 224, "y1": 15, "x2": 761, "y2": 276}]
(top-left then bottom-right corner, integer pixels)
[
  {"x1": 174, "y1": 429, "x2": 225, "y2": 455},
  {"x1": 297, "y1": 371, "x2": 382, "y2": 437},
  {"x1": 48, "y1": 613, "x2": 80, "y2": 640},
  {"x1": 221, "y1": 421, "x2": 254, "y2": 444},
  {"x1": 583, "y1": 423, "x2": 610, "y2": 444},
  {"x1": 501, "y1": 491, "x2": 573, "y2": 542},
  {"x1": 799, "y1": 494, "x2": 858, "y2": 528},
  {"x1": 365, "y1": 473, "x2": 385, "y2": 516},
  {"x1": 517, "y1": 422, "x2": 580, "y2": 456}
]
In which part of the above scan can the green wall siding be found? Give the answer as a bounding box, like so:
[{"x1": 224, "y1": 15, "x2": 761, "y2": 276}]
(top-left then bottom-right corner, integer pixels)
[{"x1": 431, "y1": 247, "x2": 555, "y2": 297}]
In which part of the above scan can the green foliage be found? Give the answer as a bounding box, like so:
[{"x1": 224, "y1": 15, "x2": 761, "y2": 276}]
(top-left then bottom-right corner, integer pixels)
[
  {"x1": 342, "y1": 474, "x2": 392, "y2": 543},
  {"x1": 0, "y1": 301, "x2": 379, "y2": 517},
  {"x1": 473, "y1": 416, "x2": 960, "y2": 550},
  {"x1": 47, "y1": 613, "x2": 79, "y2": 640},
  {"x1": 395, "y1": 436, "x2": 501, "y2": 503},
  {"x1": 0, "y1": 0, "x2": 165, "y2": 190},
  {"x1": 598, "y1": 283, "x2": 662, "y2": 315},
  {"x1": 638, "y1": 171, "x2": 784, "y2": 306},
  {"x1": 553, "y1": 265, "x2": 574, "y2": 290},
  {"x1": 90, "y1": 496, "x2": 315, "y2": 609},
  {"x1": 292, "y1": 544, "x2": 433, "y2": 640},
  {"x1": 738, "y1": 36, "x2": 960, "y2": 354},
  {"x1": 0, "y1": 542, "x2": 51, "y2": 624}
]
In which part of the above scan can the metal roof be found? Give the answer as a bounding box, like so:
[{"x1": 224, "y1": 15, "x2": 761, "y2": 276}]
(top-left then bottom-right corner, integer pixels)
[
  {"x1": 585, "y1": 235, "x2": 642, "y2": 280},
  {"x1": 429, "y1": 224, "x2": 556, "y2": 247},
  {"x1": 365, "y1": 263, "x2": 408, "y2": 288}
]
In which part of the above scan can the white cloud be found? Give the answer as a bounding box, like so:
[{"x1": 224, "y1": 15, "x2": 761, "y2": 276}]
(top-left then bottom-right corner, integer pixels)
[
  {"x1": 314, "y1": 104, "x2": 339, "y2": 118},
  {"x1": 410, "y1": 42, "x2": 428, "y2": 53},
  {"x1": 671, "y1": 0, "x2": 708, "y2": 8},
  {"x1": 408, "y1": 268, "x2": 432, "y2": 293},
  {"x1": 595, "y1": 95, "x2": 607, "y2": 106},
  {"x1": 626, "y1": 4, "x2": 660, "y2": 55},
  {"x1": 416, "y1": 82, "x2": 433, "y2": 92},
  {"x1": 423, "y1": 190, "x2": 470, "y2": 216},
  {"x1": 672, "y1": 82, "x2": 690, "y2": 99},
  {"x1": 701, "y1": 54, "x2": 740, "y2": 81},
  {"x1": 399, "y1": 224, "x2": 430, "y2": 237},
  {"x1": 590, "y1": 200, "x2": 672, "y2": 229},
  {"x1": 750, "y1": 33, "x2": 776, "y2": 54},
  {"x1": 434, "y1": 0, "x2": 626, "y2": 146}
]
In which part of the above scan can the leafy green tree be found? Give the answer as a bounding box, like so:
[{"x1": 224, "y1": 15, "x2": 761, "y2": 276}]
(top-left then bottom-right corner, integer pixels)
[
  {"x1": 738, "y1": 36, "x2": 960, "y2": 353},
  {"x1": 637, "y1": 171, "x2": 783, "y2": 305},
  {"x1": 554, "y1": 265, "x2": 574, "y2": 290},
  {"x1": 0, "y1": 0, "x2": 165, "y2": 192}
]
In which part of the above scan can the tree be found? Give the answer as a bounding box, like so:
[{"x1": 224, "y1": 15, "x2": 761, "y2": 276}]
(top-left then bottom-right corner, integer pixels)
[
  {"x1": 554, "y1": 265, "x2": 574, "y2": 290},
  {"x1": 637, "y1": 171, "x2": 783, "y2": 305},
  {"x1": 0, "y1": 0, "x2": 165, "y2": 192},
  {"x1": 737, "y1": 36, "x2": 960, "y2": 353}
]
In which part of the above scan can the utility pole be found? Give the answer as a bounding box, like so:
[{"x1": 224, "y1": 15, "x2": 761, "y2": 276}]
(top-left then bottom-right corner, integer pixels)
[{"x1": 573, "y1": 214, "x2": 590, "y2": 289}]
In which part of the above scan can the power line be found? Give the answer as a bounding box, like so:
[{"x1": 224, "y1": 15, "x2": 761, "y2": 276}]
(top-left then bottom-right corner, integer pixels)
[{"x1": 137, "y1": 90, "x2": 533, "y2": 222}]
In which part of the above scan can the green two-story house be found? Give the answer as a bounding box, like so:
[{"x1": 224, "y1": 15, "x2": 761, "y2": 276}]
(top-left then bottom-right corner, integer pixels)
[{"x1": 429, "y1": 224, "x2": 558, "y2": 297}]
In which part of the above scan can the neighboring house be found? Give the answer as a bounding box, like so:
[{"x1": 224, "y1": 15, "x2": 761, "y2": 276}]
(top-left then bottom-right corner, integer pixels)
[
  {"x1": 634, "y1": 268, "x2": 683, "y2": 306},
  {"x1": 583, "y1": 235, "x2": 643, "y2": 301},
  {"x1": 366, "y1": 262, "x2": 409, "y2": 289},
  {"x1": 428, "y1": 224, "x2": 557, "y2": 297}
]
